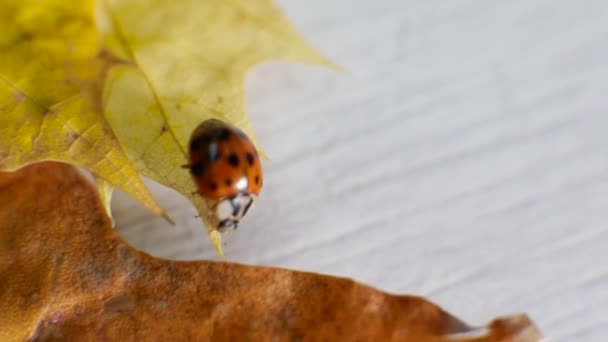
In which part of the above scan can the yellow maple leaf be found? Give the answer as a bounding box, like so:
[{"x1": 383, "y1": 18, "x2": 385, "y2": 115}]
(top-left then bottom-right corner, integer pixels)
[
  {"x1": 98, "y1": 0, "x2": 332, "y2": 254},
  {"x1": 0, "y1": 0, "x2": 332, "y2": 254},
  {"x1": 0, "y1": 0, "x2": 168, "y2": 221}
]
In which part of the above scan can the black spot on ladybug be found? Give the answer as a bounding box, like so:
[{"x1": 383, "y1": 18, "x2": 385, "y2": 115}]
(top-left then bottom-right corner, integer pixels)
[
  {"x1": 190, "y1": 138, "x2": 202, "y2": 151},
  {"x1": 227, "y1": 153, "x2": 239, "y2": 167},
  {"x1": 218, "y1": 129, "x2": 230, "y2": 141},
  {"x1": 254, "y1": 175, "x2": 260, "y2": 184},
  {"x1": 246, "y1": 152, "x2": 255, "y2": 166},
  {"x1": 190, "y1": 162, "x2": 204, "y2": 177},
  {"x1": 208, "y1": 182, "x2": 218, "y2": 191},
  {"x1": 191, "y1": 134, "x2": 212, "y2": 152},
  {"x1": 225, "y1": 179, "x2": 233, "y2": 186}
]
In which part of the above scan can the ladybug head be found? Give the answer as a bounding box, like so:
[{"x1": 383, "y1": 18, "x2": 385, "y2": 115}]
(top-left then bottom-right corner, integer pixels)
[{"x1": 213, "y1": 192, "x2": 256, "y2": 232}]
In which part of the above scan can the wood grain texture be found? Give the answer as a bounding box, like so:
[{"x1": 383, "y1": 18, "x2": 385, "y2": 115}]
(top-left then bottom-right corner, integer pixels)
[{"x1": 111, "y1": 1, "x2": 608, "y2": 340}]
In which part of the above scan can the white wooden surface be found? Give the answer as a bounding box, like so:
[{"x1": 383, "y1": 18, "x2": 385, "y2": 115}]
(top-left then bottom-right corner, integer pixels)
[{"x1": 111, "y1": 1, "x2": 608, "y2": 340}]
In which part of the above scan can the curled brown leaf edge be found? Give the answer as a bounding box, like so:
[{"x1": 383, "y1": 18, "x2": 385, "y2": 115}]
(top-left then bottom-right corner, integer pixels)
[{"x1": 0, "y1": 162, "x2": 543, "y2": 341}]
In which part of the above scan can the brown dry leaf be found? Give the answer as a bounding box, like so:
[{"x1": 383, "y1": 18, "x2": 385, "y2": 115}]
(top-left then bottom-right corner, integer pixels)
[{"x1": 0, "y1": 162, "x2": 543, "y2": 341}]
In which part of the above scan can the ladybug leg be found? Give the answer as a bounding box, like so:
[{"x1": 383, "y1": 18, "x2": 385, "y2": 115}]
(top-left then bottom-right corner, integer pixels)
[{"x1": 181, "y1": 164, "x2": 190, "y2": 169}]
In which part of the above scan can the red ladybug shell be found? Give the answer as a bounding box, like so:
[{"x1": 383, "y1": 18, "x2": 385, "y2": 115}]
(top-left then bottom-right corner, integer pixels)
[{"x1": 188, "y1": 119, "x2": 262, "y2": 200}]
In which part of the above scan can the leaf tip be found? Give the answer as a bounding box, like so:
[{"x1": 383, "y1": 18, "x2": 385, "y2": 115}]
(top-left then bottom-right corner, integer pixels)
[
  {"x1": 95, "y1": 176, "x2": 115, "y2": 225},
  {"x1": 319, "y1": 58, "x2": 342, "y2": 73},
  {"x1": 209, "y1": 230, "x2": 224, "y2": 257}
]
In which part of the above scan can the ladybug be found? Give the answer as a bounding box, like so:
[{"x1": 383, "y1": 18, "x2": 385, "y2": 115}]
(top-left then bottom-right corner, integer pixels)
[{"x1": 185, "y1": 119, "x2": 262, "y2": 231}]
